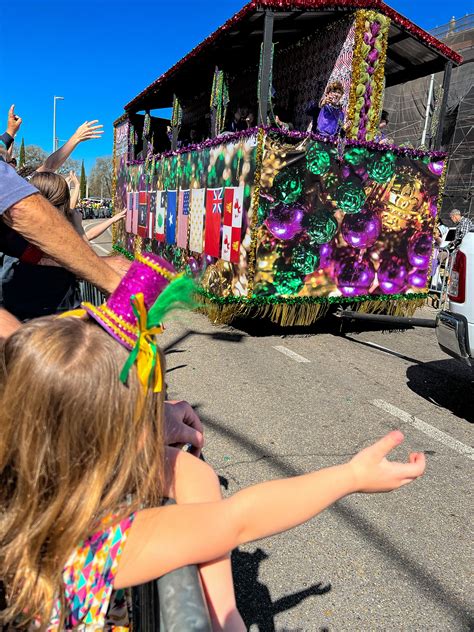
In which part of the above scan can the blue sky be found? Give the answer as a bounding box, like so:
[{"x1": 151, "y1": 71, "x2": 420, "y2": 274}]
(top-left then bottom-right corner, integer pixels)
[{"x1": 0, "y1": 0, "x2": 469, "y2": 173}]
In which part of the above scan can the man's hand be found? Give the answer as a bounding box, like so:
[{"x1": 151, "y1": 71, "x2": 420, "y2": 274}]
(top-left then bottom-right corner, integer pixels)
[
  {"x1": 164, "y1": 400, "x2": 204, "y2": 456},
  {"x1": 72, "y1": 120, "x2": 104, "y2": 145},
  {"x1": 6, "y1": 105, "x2": 22, "y2": 138},
  {"x1": 104, "y1": 255, "x2": 132, "y2": 277}
]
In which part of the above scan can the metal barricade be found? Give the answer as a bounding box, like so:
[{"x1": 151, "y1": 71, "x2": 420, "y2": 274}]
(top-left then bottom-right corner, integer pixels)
[{"x1": 79, "y1": 281, "x2": 106, "y2": 306}]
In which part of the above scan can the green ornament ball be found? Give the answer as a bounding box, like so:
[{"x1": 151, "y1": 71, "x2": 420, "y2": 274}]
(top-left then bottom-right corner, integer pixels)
[
  {"x1": 290, "y1": 244, "x2": 320, "y2": 275},
  {"x1": 305, "y1": 211, "x2": 338, "y2": 245},
  {"x1": 306, "y1": 144, "x2": 331, "y2": 175},
  {"x1": 272, "y1": 167, "x2": 304, "y2": 205},
  {"x1": 335, "y1": 182, "x2": 367, "y2": 214},
  {"x1": 367, "y1": 152, "x2": 396, "y2": 184},
  {"x1": 344, "y1": 147, "x2": 369, "y2": 166},
  {"x1": 272, "y1": 268, "x2": 304, "y2": 295}
]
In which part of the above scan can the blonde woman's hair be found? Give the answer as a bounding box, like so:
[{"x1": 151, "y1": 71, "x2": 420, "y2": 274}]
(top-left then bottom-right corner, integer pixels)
[
  {"x1": 29, "y1": 172, "x2": 72, "y2": 220},
  {"x1": 0, "y1": 317, "x2": 165, "y2": 629}
]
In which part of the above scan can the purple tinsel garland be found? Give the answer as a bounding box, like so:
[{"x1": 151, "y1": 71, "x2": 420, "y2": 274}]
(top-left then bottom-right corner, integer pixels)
[{"x1": 127, "y1": 126, "x2": 446, "y2": 168}]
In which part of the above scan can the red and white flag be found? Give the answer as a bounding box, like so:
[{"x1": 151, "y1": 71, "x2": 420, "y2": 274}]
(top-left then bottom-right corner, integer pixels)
[
  {"x1": 204, "y1": 187, "x2": 224, "y2": 258},
  {"x1": 221, "y1": 186, "x2": 244, "y2": 263}
]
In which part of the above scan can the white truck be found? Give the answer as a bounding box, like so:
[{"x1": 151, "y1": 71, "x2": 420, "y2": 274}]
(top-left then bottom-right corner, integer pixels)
[{"x1": 435, "y1": 219, "x2": 474, "y2": 367}]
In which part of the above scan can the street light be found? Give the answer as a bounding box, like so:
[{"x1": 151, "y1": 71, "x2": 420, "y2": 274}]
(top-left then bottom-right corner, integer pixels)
[{"x1": 53, "y1": 96, "x2": 64, "y2": 152}]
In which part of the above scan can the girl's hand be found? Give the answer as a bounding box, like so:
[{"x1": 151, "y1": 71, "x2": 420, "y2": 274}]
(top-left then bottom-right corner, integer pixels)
[
  {"x1": 112, "y1": 209, "x2": 126, "y2": 223},
  {"x1": 349, "y1": 431, "x2": 426, "y2": 493},
  {"x1": 72, "y1": 120, "x2": 104, "y2": 144}
]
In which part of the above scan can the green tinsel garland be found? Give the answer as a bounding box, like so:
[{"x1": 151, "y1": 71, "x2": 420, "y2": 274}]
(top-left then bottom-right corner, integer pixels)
[{"x1": 196, "y1": 289, "x2": 429, "y2": 307}]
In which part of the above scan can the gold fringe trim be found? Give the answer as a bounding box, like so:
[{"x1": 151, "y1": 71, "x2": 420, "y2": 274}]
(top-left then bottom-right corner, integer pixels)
[{"x1": 198, "y1": 296, "x2": 427, "y2": 326}]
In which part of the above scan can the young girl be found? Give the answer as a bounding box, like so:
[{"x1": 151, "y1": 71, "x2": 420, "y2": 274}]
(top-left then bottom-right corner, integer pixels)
[
  {"x1": 0, "y1": 255, "x2": 426, "y2": 631},
  {"x1": 307, "y1": 80, "x2": 347, "y2": 137}
]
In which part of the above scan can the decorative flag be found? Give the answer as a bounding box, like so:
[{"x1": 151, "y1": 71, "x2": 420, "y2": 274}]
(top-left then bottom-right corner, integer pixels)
[
  {"x1": 126, "y1": 191, "x2": 133, "y2": 233},
  {"x1": 188, "y1": 188, "x2": 206, "y2": 253},
  {"x1": 177, "y1": 189, "x2": 190, "y2": 249},
  {"x1": 137, "y1": 190, "x2": 148, "y2": 237},
  {"x1": 166, "y1": 190, "x2": 177, "y2": 245},
  {"x1": 132, "y1": 191, "x2": 139, "y2": 235},
  {"x1": 155, "y1": 191, "x2": 166, "y2": 241},
  {"x1": 221, "y1": 186, "x2": 244, "y2": 263},
  {"x1": 204, "y1": 187, "x2": 224, "y2": 258},
  {"x1": 148, "y1": 191, "x2": 156, "y2": 240}
]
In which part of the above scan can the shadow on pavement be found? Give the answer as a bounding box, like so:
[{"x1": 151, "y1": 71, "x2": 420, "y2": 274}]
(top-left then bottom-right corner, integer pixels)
[
  {"x1": 195, "y1": 409, "x2": 472, "y2": 629},
  {"x1": 228, "y1": 313, "x2": 415, "y2": 338},
  {"x1": 406, "y1": 359, "x2": 474, "y2": 423},
  {"x1": 232, "y1": 548, "x2": 331, "y2": 632}
]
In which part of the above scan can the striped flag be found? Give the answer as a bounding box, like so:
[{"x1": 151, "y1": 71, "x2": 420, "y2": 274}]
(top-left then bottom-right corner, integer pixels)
[
  {"x1": 137, "y1": 190, "x2": 148, "y2": 237},
  {"x1": 188, "y1": 188, "x2": 206, "y2": 253},
  {"x1": 221, "y1": 186, "x2": 244, "y2": 263},
  {"x1": 204, "y1": 187, "x2": 224, "y2": 258},
  {"x1": 177, "y1": 189, "x2": 190, "y2": 249},
  {"x1": 155, "y1": 191, "x2": 166, "y2": 241},
  {"x1": 126, "y1": 191, "x2": 133, "y2": 233},
  {"x1": 132, "y1": 191, "x2": 139, "y2": 235},
  {"x1": 166, "y1": 190, "x2": 177, "y2": 245}
]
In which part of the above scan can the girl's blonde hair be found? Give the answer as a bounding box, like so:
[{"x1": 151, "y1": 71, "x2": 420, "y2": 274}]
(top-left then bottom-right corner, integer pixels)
[
  {"x1": 29, "y1": 172, "x2": 72, "y2": 220},
  {"x1": 0, "y1": 317, "x2": 165, "y2": 628}
]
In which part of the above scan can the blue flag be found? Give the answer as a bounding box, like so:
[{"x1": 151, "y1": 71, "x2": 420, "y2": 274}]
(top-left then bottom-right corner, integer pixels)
[{"x1": 166, "y1": 190, "x2": 177, "y2": 244}]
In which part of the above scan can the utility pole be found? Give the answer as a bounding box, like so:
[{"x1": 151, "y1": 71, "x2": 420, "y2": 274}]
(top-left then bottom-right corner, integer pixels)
[
  {"x1": 421, "y1": 74, "x2": 435, "y2": 147},
  {"x1": 52, "y1": 96, "x2": 64, "y2": 152}
]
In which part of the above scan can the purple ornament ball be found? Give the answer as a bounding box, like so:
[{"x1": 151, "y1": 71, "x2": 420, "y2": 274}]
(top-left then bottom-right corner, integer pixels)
[
  {"x1": 378, "y1": 257, "x2": 408, "y2": 294},
  {"x1": 187, "y1": 256, "x2": 199, "y2": 275},
  {"x1": 408, "y1": 269, "x2": 428, "y2": 289},
  {"x1": 336, "y1": 257, "x2": 375, "y2": 297},
  {"x1": 265, "y1": 203, "x2": 305, "y2": 241},
  {"x1": 428, "y1": 160, "x2": 444, "y2": 177},
  {"x1": 341, "y1": 208, "x2": 381, "y2": 249},
  {"x1": 407, "y1": 233, "x2": 433, "y2": 269},
  {"x1": 319, "y1": 242, "x2": 333, "y2": 270}
]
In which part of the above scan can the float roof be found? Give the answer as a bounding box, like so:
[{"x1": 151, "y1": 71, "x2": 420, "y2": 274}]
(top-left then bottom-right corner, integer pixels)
[{"x1": 125, "y1": 0, "x2": 462, "y2": 113}]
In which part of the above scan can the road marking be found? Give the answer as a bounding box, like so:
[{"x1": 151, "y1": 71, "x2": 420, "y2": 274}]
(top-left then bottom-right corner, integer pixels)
[
  {"x1": 273, "y1": 345, "x2": 311, "y2": 363},
  {"x1": 92, "y1": 243, "x2": 112, "y2": 255},
  {"x1": 372, "y1": 399, "x2": 474, "y2": 460}
]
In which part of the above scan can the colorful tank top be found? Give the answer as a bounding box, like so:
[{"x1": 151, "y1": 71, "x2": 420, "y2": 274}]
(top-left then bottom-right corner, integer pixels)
[{"x1": 47, "y1": 513, "x2": 135, "y2": 630}]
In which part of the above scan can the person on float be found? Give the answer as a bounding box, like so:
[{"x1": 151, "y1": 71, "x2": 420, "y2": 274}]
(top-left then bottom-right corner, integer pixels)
[
  {"x1": 306, "y1": 80, "x2": 348, "y2": 137},
  {"x1": 374, "y1": 110, "x2": 390, "y2": 144}
]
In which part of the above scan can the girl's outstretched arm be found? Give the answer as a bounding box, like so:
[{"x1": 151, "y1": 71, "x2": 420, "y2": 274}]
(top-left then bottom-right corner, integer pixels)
[{"x1": 115, "y1": 432, "x2": 425, "y2": 589}]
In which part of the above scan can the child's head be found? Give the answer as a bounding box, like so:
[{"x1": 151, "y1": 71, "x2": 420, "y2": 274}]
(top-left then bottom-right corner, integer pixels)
[
  {"x1": 379, "y1": 110, "x2": 389, "y2": 129},
  {"x1": 29, "y1": 171, "x2": 71, "y2": 219},
  {"x1": 325, "y1": 81, "x2": 344, "y2": 105},
  {"x1": 0, "y1": 316, "x2": 165, "y2": 625}
]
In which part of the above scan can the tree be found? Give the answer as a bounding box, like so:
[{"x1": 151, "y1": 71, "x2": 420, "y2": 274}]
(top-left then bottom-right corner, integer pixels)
[
  {"x1": 88, "y1": 156, "x2": 113, "y2": 198},
  {"x1": 80, "y1": 161, "x2": 87, "y2": 199},
  {"x1": 24, "y1": 144, "x2": 48, "y2": 169},
  {"x1": 57, "y1": 157, "x2": 81, "y2": 176},
  {"x1": 19, "y1": 138, "x2": 26, "y2": 168}
]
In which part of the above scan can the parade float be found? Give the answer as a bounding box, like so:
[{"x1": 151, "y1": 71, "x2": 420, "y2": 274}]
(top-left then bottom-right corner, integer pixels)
[{"x1": 112, "y1": 0, "x2": 461, "y2": 326}]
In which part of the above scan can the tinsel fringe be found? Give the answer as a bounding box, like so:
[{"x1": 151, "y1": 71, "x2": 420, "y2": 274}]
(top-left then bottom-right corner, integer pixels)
[{"x1": 198, "y1": 295, "x2": 426, "y2": 327}]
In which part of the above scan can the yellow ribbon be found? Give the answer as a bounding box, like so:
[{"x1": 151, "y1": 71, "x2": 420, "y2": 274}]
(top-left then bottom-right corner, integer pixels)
[{"x1": 119, "y1": 293, "x2": 164, "y2": 393}]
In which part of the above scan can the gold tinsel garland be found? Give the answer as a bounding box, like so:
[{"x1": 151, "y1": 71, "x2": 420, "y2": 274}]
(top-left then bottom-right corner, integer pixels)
[
  {"x1": 111, "y1": 123, "x2": 119, "y2": 246},
  {"x1": 366, "y1": 12, "x2": 390, "y2": 140},
  {"x1": 246, "y1": 127, "x2": 266, "y2": 298},
  {"x1": 347, "y1": 10, "x2": 390, "y2": 141}
]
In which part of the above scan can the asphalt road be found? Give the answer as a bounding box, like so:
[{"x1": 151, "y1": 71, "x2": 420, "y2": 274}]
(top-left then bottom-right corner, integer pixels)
[
  {"x1": 159, "y1": 308, "x2": 473, "y2": 632},
  {"x1": 83, "y1": 219, "x2": 113, "y2": 256}
]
